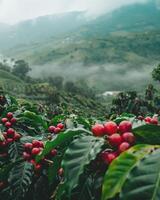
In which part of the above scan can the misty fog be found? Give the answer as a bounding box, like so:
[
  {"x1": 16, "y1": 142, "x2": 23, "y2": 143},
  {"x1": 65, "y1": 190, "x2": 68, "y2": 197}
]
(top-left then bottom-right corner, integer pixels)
[{"x1": 29, "y1": 62, "x2": 156, "y2": 92}]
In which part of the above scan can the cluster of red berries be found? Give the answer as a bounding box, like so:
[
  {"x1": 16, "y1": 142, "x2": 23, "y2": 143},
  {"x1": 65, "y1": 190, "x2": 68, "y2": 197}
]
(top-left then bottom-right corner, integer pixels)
[
  {"x1": 92, "y1": 120, "x2": 135, "y2": 165},
  {"x1": 138, "y1": 116, "x2": 159, "y2": 125},
  {"x1": 1, "y1": 112, "x2": 17, "y2": 128},
  {"x1": 23, "y1": 140, "x2": 58, "y2": 172},
  {"x1": 23, "y1": 140, "x2": 45, "y2": 171},
  {"x1": 0, "y1": 112, "x2": 21, "y2": 153},
  {"x1": 48, "y1": 123, "x2": 64, "y2": 134}
]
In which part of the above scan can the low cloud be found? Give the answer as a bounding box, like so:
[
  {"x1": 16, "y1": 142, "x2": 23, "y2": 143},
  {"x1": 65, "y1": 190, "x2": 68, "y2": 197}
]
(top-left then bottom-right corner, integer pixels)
[
  {"x1": 29, "y1": 62, "x2": 154, "y2": 91},
  {"x1": 0, "y1": 0, "x2": 148, "y2": 24}
]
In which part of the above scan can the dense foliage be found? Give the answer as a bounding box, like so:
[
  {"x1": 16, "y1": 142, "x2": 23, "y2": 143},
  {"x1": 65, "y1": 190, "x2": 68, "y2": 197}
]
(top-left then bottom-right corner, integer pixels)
[{"x1": 0, "y1": 94, "x2": 160, "y2": 200}]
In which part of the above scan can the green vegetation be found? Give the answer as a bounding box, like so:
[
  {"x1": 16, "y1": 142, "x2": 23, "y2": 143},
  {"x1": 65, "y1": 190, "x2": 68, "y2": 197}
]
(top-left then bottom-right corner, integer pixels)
[
  {"x1": 0, "y1": 0, "x2": 160, "y2": 92},
  {"x1": 1, "y1": 1, "x2": 160, "y2": 200},
  {"x1": 0, "y1": 94, "x2": 160, "y2": 200}
]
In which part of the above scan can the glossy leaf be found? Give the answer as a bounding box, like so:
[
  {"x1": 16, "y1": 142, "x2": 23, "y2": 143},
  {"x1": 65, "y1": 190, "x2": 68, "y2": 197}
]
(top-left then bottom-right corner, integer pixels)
[
  {"x1": 36, "y1": 128, "x2": 91, "y2": 162},
  {"x1": 120, "y1": 148, "x2": 160, "y2": 200},
  {"x1": 102, "y1": 144, "x2": 160, "y2": 200},
  {"x1": 60, "y1": 135, "x2": 105, "y2": 198},
  {"x1": 133, "y1": 124, "x2": 160, "y2": 144}
]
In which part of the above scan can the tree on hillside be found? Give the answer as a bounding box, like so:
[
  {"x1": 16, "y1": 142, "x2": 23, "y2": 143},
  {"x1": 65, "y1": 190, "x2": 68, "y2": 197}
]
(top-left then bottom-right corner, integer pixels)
[
  {"x1": 12, "y1": 60, "x2": 31, "y2": 78},
  {"x1": 152, "y1": 64, "x2": 160, "y2": 82},
  {"x1": 0, "y1": 62, "x2": 11, "y2": 72},
  {"x1": 65, "y1": 81, "x2": 78, "y2": 94},
  {"x1": 48, "y1": 76, "x2": 64, "y2": 90}
]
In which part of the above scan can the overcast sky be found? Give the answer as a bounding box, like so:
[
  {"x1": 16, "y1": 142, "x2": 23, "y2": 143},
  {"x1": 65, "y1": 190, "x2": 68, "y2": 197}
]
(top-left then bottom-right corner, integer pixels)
[{"x1": 0, "y1": 0, "x2": 148, "y2": 24}]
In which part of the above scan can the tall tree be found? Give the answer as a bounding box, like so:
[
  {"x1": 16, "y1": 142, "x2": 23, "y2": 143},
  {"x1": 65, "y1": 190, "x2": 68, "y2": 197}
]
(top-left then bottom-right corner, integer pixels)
[
  {"x1": 152, "y1": 64, "x2": 160, "y2": 83},
  {"x1": 12, "y1": 60, "x2": 31, "y2": 78}
]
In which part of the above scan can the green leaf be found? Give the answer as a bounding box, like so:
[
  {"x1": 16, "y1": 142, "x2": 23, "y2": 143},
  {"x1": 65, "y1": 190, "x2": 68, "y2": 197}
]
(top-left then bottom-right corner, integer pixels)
[
  {"x1": 8, "y1": 141, "x2": 24, "y2": 162},
  {"x1": 120, "y1": 148, "x2": 160, "y2": 200},
  {"x1": 23, "y1": 111, "x2": 48, "y2": 130},
  {"x1": 5, "y1": 95, "x2": 18, "y2": 106},
  {"x1": 102, "y1": 144, "x2": 160, "y2": 200},
  {"x1": 48, "y1": 156, "x2": 61, "y2": 184},
  {"x1": 75, "y1": 116, "x2": 91, "y2": 129},
  {"x1": 60, "y1": 135, "x2": 105, "y2": 198},
  {"x1": 36, "y1": 128, "x2": 91, "y2": 163},
  {"x1": 51, "y1": 115, "x2": 65, "y2": 126},
  {"x1": 133, "y1": 124, "x2": 160, "y2": 144},
  {"x1": 114, "y1": 117, "x2": 129, "y2": 124},
  {"x1": 8, "y1": 161, "x2": 33, "y2": 200},
  {"x1": 0, "y1": 163, "x2": 13, "y2": 181}
]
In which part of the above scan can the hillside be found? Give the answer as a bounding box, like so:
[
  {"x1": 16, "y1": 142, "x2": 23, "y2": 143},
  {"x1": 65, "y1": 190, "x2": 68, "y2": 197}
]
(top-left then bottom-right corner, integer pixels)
[
  {"x1": 1, "y1": 0, "x2": 160, "y2": 91},
  {"x1": 0, "y1": 0, "x2": 159, "y2": 50},
  {"x1": 2, "y1": 30, "x2": 158, "y2": 92},
  {"x1": 0, "y1": 12, "x2": 86, "y2": 50},
  {"x1": 0, "y1": 69, "x2": 106, "y2": 116},
  {"x1": 7, "y1": 30, "x2": 160, "y2": 66},
  {"x1": 0, "y1": 69, "x2": 25, "y2": 94},
  {"x1": 2, "y1": 0, "x2": 160, "y2": 66},
  {"x1": 83, "y1": 0, "x2": 160, "y2": 36}
]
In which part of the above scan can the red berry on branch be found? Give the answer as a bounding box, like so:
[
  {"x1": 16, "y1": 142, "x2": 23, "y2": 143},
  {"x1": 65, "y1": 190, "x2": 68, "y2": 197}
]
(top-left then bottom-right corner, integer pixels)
[
  {"x1": 32, "y1": 140, "x2": 40, "y2": 148},
  {"x1": 32, "y1": 148, "x2": 41, "y2": 155},
  {"x1": 23, "y1": 152, "x2": 31, "y2": 161},
  {"x1": 119, "y1": 121, "x2": 132, "y2": 133},
  {"x1": 92, "y1": 124, "x2": 105, "y2": 137},
  {"x1": 5, "y1": 122, "x2": 12, "y2": 128},
  {"x1": 35, "y1": 164, "x2": 42, "y2": 171},
  {"x1": 151, "y1": 117, "x2": 158, "y2": 125},
  {"x1": 101, "y1": 151, "x2": 116, "y2": 164},
  {"x1": 50, "y1": 149, "x2": 57, "y2": 156},
  {"x1": 54, "y1": 127, "x2": 61, "y2": 134},
  {"x1": 1, "y1": 118, "x2": 8, "y2": 124},
  {"x1": 6, "y1": 138, "x2": 14, "y2": 144},
  {"x1": 7, "y1": 112, "x2": 13, "y2": 119},
  {"x1": 119, "y1": 142, "x2": 130, "y2": 153},
  {"x1": 14, "y1": 133, "x2": 21, "y2": 141},
  {"x1": 48, "y1": 126, "x2": 55, "y2": 133},
  {"x1": 30, "y1": 159, "x2": 36, "y2": 166},
  {"x1": 108, "y1": 134, "x2": 122, "y2": 147},
  {"x1": 10, "y1": 118, "x2": 17, "y2": 124},
  {"x1": 39, "y1": 141, "x2": 44, "y2": 148},
  {"x1": 57, "y1": 123, "x2": 64, "y2": 129},
  {"x1": 145, "y1": 117, "x2": 152, "y2": 124},
  {"x1": 7, "y1": 128, "x2": 15, "y2": 137},
  {"x1": 24, "y1": 143, "x2": 33, "y2": 150},
  {"x1": 122, "y1": 132, "x2": 135, "y2": 144},
  {"x1": 104, "y1": 121, "x2": 118, "y2": 135}
]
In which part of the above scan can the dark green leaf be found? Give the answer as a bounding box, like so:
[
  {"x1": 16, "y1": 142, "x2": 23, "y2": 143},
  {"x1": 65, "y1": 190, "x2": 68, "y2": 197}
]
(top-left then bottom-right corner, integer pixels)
[
  {"x1": 120, "y1": 148, "x2": 160, "y2": 200},
  {"x1": 102, "y1": 144, "x2": 159, "y2": 200},
  {"x1": 8, "y1": 141, "x2": 24, "y2": 162},
  {"x1": 133, "y1": 124, "x2": 160, "y2": 144},
  {"x1": 36, "y1": 128, "x2": 91, "y2": 163},
  {"x1": 8, "y1": 161, "x2": 33, "y2": 200},
  {"x1": 60, "y1": 135, "x2": 105, "y2": 198}
]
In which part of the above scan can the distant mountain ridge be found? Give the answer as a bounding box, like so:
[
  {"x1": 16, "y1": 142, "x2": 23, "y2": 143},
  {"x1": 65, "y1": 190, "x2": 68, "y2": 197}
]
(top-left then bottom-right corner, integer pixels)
[
  {"x1": 0, "y1": 11, "x2": 87, "y2": 49},
  {"x1": 0, "y1": 0, "x2": 160, "y2": 92},
  {"x1": 0, "y1": 0, "x2": 160, "y2": 51}
]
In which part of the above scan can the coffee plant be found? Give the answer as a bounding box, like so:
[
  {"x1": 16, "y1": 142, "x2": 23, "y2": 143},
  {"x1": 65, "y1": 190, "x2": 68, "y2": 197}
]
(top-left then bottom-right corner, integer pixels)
[{"x1": 0, "y1": 95, "x2": 160, "y2": 200}]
